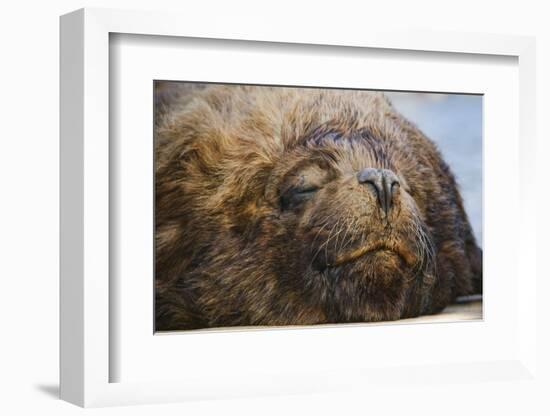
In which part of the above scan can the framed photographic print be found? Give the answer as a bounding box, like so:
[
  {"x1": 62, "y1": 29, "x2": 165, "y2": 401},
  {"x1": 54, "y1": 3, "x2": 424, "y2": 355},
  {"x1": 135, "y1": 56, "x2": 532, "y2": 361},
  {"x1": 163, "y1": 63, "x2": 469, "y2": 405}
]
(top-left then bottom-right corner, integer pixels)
[{"x1": 60, "y1": 8, "x2": 538, "y2": 408}]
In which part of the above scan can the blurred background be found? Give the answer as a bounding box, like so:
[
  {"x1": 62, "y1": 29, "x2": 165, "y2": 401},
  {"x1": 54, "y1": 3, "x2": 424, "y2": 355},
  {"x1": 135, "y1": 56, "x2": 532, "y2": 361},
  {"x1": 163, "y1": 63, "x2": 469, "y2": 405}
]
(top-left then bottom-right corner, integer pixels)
[{"x1": 386, "y1": 92, "x2": 483, "y2": 246}]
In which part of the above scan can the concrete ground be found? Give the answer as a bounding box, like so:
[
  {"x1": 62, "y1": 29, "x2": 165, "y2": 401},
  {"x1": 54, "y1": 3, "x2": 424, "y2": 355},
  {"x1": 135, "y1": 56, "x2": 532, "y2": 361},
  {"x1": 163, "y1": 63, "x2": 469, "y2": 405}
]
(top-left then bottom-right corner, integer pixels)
[{"x1": 393, "y1": 295, "x2": 482, "y2": 325}]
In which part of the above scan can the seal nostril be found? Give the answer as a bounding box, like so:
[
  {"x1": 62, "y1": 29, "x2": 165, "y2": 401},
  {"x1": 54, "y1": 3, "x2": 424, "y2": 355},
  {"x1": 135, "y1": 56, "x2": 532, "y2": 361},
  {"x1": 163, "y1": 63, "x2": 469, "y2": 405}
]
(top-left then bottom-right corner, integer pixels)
[
  {"x1": 364, "y1": 181, "x2": 379, "y2": 194},
  {"x1": 364, "y1": 180, "x2": 382, "y2": 209},
  {"x1": 391, "y1": 181, "x2": 400, "y2": 194}
]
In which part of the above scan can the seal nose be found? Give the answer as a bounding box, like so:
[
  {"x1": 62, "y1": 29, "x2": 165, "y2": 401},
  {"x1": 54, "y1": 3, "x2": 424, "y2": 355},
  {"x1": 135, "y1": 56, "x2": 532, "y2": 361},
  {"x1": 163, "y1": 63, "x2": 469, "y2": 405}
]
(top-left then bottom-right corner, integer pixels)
[{"x1": 357, "y1": 168, "x2": 400, "y2": 217}]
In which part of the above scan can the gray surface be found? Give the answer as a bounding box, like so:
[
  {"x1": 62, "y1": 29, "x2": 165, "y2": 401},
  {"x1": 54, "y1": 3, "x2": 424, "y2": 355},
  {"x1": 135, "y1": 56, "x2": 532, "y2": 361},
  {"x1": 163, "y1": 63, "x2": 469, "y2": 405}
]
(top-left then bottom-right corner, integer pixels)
[
  {"x1": 387, "y1": 92, "x2": 483, "y2": 246},
  {"x1": 397, "y1": 296, "x2": 482, "y2": 324}
]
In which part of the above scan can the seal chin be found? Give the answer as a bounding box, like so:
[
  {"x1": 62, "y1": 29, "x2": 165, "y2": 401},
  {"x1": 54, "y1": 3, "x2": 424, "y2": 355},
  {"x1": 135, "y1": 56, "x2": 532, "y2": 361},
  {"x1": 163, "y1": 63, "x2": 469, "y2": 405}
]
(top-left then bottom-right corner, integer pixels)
[{"x1": 315, "y1": 249, "x2": 412, "y2": 322}]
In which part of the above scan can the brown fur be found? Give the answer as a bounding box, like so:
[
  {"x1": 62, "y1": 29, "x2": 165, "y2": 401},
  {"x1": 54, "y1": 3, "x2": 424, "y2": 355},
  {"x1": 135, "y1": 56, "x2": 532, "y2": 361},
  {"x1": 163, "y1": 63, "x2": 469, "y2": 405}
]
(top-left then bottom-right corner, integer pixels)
[{"x1": 154, "y1": 83, "x2": 482, "y2": 330}]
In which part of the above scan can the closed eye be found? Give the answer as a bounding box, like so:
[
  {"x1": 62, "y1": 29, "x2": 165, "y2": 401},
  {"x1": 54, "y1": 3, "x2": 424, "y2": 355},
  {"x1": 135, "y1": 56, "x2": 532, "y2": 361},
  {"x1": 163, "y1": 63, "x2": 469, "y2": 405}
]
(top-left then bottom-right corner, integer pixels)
[
  {"x1": 294, "y1": 185, "x2": 319, "y2": 195},
  {"x1": 280, "y1": 185, "x2": 320, "y2": 211}
]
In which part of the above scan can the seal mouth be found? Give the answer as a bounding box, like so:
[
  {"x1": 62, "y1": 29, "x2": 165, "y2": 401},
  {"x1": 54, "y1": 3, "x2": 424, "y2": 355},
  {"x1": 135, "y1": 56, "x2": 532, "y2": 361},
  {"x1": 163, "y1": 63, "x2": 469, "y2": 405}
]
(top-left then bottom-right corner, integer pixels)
[{"x1": 326, "y1": 242, "x2": 417, "y2": 268}]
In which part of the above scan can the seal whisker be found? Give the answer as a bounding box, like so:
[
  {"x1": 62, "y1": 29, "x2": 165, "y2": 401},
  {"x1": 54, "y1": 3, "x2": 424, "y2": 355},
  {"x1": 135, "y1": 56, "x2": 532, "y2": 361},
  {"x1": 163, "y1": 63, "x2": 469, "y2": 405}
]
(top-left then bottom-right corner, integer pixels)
[{"x1": 308, "y1": 217, "x2": 342, "y2": 269}]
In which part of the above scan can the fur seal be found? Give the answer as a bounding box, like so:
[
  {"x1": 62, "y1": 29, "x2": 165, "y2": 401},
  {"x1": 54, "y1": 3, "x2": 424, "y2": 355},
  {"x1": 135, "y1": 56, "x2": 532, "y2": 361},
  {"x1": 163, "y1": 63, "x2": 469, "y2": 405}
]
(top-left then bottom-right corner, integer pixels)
[{"x1": 154, "y1": 83, "x2": 482, "y2": 330}]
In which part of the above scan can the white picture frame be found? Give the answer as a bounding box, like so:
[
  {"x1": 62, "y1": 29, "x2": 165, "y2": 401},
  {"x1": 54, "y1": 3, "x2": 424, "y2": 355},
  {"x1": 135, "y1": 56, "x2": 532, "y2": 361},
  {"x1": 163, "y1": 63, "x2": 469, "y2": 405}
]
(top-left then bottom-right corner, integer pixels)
[{"x1": 60, "y1": 7, "x2": 538, "y2": 408}]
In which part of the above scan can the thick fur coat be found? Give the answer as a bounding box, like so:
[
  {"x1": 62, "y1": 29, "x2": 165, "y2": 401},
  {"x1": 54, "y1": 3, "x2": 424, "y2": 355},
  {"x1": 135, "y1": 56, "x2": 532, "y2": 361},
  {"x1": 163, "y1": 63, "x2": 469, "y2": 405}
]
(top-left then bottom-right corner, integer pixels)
[{"x1": 154, "y1": 83, "x2": 482, "y2": 330}]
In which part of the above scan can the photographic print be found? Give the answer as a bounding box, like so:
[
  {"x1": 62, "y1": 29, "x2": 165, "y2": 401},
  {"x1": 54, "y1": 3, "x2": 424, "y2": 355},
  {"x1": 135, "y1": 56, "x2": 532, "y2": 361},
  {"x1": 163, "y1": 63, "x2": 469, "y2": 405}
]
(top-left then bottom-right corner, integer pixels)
[{"x1": 154, "y1": 82, "x2": 482, "y2": 331}]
